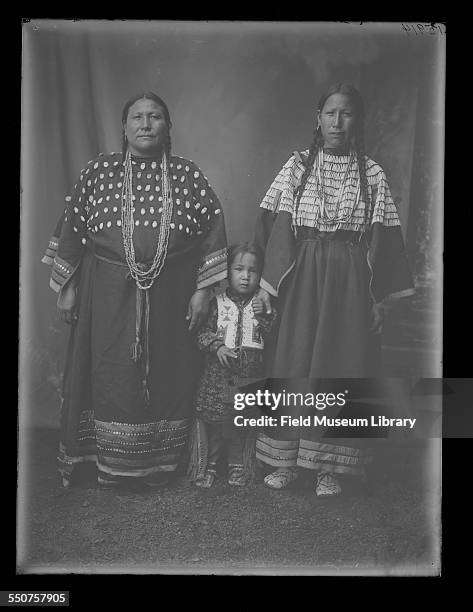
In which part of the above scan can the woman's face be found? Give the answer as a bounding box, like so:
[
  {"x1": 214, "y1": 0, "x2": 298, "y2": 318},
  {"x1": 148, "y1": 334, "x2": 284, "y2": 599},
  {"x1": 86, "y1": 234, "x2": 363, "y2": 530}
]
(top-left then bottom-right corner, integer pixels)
[
  {"x1": 318, "y1": 93, "x2": 357, "y2": 150},
  {"x1": 124, "y1": 98, "x2": 168, "y2": 157}
]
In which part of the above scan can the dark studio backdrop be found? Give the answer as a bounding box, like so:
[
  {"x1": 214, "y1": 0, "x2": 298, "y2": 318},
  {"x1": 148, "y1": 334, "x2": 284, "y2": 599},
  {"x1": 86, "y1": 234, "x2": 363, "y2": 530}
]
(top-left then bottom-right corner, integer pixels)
[{"x1": 20, "y1": 20, "x2": 444, "y2": 428}]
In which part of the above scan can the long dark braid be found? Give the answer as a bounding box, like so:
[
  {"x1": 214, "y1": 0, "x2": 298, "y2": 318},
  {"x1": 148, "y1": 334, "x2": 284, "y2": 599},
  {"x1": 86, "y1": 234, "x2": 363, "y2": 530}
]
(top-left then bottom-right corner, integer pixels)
[
  {"x1": 163, "y1": 130, "x2": 172, "y2": 162},
  {"x1": 121, "y1": 130, "x2": 128, "y2": 159},
  {"x1": 293, "y1": 126, "x2": 323, "y2": 223},
  {"x1": 353, "y1": 128, "x2": 371, "y2": 226}
]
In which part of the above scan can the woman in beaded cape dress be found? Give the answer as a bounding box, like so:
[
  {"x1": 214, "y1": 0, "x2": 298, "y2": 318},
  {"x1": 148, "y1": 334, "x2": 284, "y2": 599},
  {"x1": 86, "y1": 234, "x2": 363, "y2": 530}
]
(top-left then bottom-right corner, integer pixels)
[
  {"x1": 42, "y1": 92, "x2": 227, "y2": 488},
  {"x1": 254, "y1": 84, "x2": 415, "y2": 496}
]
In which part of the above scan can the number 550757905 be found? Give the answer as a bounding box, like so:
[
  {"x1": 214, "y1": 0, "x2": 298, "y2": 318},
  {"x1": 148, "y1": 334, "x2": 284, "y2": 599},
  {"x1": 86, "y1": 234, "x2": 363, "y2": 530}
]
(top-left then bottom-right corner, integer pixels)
[{"x1": 5, "y1": 592, "x2": 67, "y2": 605}]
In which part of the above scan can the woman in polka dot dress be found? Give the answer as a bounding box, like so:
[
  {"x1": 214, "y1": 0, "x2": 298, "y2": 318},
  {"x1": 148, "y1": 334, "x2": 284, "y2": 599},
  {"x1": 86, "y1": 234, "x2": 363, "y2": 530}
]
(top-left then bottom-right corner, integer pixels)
[{"x1": 42, "y1": 92, "x2": 228, "y2": 488}]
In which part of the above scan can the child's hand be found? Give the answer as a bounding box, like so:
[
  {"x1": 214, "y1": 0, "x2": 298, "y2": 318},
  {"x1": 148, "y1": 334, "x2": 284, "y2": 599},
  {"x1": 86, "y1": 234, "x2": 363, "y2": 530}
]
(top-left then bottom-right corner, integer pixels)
[
  {"x1": 252, "y1": 297, "x2": 265, "y2": 315},
  {"x1": 216, "y1": 346, "x2": 238, "y2": 368}
]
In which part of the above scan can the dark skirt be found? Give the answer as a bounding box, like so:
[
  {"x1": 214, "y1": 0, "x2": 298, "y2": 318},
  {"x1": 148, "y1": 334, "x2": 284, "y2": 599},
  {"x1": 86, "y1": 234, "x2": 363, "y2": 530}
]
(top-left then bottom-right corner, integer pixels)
[
  {"x1": 58, "y1": 248, "x2": 202, "y2": 484},
  {"x1": 256, "y1": 233, "x2": 379, "y2": 474},
  {"x1": 272, "y1": 233, "x2": 380, "y2": 378}
]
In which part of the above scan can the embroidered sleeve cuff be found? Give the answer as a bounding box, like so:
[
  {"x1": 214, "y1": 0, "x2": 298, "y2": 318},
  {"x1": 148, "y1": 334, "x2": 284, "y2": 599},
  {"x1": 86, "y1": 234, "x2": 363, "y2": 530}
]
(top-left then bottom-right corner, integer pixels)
[
  {"x1": 197, "y1": 247, "x2": 228, "y2": 289},
  {"x1": 49, "y1": 256, "x2": 79, "y2": 294},
  {"x1": 41, "y1": 236, "x2": 59, "y2": 266}
]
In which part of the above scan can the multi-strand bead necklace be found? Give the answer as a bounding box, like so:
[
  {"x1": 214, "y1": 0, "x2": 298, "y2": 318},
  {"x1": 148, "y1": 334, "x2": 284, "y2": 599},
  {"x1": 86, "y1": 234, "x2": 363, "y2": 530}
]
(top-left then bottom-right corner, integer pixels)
[
  {"x1": 314, "y1": 148, "x2": 361, "y2": 224},
  {"x1": 121, "y1": 149, "x2": 174, "y2": 290},
  {"x1": 120, "y1": 149, "x2": 175, "y2": 397}
]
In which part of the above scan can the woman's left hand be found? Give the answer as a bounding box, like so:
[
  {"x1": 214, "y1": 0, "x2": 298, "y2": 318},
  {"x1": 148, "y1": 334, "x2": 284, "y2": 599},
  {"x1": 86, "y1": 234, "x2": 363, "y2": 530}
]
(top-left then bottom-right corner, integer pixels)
[
  {"x1": 186, "y1": 288, "x2": 211, "y2": 331},
  {"x1": 370, "y1": 302, "x2": 385, "y2": 334}
]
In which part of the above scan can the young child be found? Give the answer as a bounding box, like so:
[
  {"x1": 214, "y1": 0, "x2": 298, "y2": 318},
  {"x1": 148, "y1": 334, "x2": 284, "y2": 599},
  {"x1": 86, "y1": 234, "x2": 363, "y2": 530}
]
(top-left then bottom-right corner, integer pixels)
[{"x1": 188, "y1": 242, "x2": 276, "y2": 488}]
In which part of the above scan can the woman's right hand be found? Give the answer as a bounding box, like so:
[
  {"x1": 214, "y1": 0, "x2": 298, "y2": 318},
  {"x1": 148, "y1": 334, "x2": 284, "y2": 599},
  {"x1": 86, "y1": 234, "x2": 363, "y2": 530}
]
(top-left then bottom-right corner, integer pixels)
[
  {"x1": 370, "y1": 302, "x2": 385, "y2": 334},
  {"x1": 254, "y1": 288, "x2": 272, "y2": 314},
  {"x1": 57, "y1": 283, "x2": 77, "y2": 324}
]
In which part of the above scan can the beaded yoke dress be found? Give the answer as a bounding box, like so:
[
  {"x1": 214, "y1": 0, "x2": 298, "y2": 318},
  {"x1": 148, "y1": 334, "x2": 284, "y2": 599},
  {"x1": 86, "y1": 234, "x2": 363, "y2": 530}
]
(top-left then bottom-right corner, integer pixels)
[{"x1": 254, "y1": 149, "x2": 415, "y2": 476}]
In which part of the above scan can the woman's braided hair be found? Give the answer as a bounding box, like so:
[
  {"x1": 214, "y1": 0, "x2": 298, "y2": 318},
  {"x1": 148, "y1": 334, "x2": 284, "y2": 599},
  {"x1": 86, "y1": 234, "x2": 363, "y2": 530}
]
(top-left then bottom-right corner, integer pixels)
[
  {"x1": 121, "y1": 91, "x2": 172, "y2": 160},
  {"x1": 294, "y1": 83, "x2": 371, "y2": 224}
]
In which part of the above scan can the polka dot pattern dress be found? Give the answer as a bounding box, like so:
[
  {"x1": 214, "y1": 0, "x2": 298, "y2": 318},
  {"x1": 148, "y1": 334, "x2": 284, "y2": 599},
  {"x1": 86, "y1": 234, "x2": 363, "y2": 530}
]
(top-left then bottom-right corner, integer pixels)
[
  {"x1": 56, "y1": 152, "x2": 223, "y2": 269},
  {"x1": 43, "y1": 151, "x2": 228, "y2": 482}
]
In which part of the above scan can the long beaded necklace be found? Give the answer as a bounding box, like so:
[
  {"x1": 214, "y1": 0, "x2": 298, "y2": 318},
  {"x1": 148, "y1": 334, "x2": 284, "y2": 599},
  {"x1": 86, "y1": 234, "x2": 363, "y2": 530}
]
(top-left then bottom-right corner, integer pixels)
[
  {"x1": 121, "y1": 150, "x2": 174, "y2": 290},
  {"x1": 121, "y1": 149, "x2": 175, "y2": 401},
  {"x1": 314, "y1": 148, "x2": 361, "y2": 224}
]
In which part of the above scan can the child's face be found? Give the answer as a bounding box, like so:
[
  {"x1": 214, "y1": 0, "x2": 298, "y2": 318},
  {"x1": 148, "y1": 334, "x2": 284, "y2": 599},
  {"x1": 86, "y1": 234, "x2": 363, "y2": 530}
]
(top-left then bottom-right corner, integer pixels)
[{"x1": 229, "y1": 253, "x2": 260, "y2": 297}]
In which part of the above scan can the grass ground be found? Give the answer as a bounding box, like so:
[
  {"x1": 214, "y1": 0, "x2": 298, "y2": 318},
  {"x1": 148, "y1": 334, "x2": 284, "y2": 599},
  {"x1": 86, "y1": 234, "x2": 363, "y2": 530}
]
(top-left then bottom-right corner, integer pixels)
[{"x1": 18, "y1": 428, "x2": 440, "y2": 575}]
